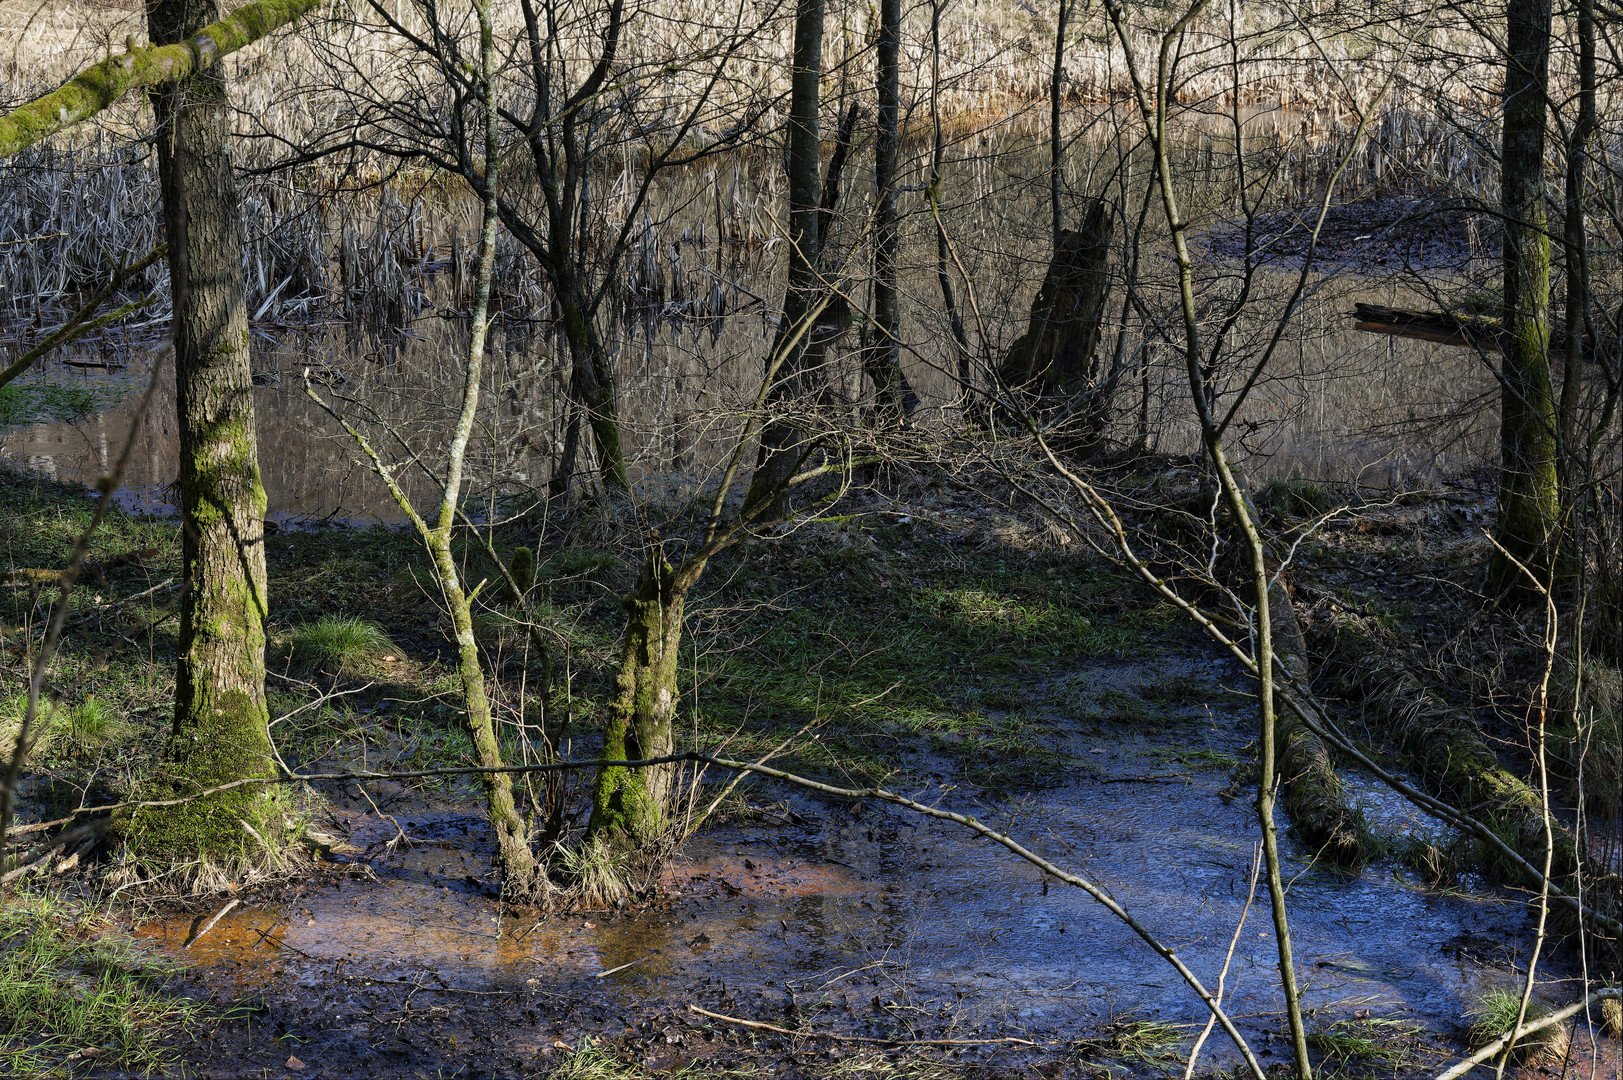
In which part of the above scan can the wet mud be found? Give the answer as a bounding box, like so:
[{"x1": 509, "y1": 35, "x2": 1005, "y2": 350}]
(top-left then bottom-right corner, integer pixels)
[{"x1": 129, "y1": 673, "x2": 1619, "y2": 1079}]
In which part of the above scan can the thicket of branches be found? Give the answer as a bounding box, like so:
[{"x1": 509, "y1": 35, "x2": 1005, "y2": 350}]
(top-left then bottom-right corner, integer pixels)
[{"x1": 0, "y1": 0, "x2": 1621, "y2": 1072}]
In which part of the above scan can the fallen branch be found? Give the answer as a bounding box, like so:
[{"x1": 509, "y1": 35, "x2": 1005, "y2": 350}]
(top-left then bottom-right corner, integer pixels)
[
  {"x1": 184, "y1": 897, "x2": 240, "y2": 948},
  {"x1": 0, "y1": 244, "x2": 166, "y2": 391},
  {"x1": 1315, "y1": 611, "x2": 1578, "y2": 879}
]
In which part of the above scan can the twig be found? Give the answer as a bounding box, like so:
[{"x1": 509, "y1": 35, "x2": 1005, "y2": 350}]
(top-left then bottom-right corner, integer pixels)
[
  {"x1": 1185, "y1": 843, "x2": 1261, "y2": 1080},
  {"x1": 688, "y1": 1005, "x2": 1044, "y2": 1047},
  {"x1": 355, "y1": 782, "x2": 413, "y2": 852},
  {"x1": 184, "y1": 897, "x2": 241, "y2": 948},
  {"x1": 5, "y1": 814, "x2": 73, "y2": 837},
  {"x1": 595, "y1": 954, "x2": 653, "y2": 978}
]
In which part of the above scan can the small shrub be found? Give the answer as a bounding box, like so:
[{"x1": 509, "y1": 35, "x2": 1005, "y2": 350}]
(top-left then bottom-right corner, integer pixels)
[
  {"x1": 1549, "y1": 659, "x2": 1621, "y2": 813},
  {"x1": 1259, "y1": 477, "x2": 1336, "y2": 517}
]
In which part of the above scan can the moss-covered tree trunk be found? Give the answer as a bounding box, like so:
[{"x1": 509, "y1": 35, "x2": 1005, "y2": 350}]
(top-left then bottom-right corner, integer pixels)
[
  {"x1": 1220, "y1": 482, "x2": 1368, "y2": 864},
  {"x1": 431, "y1": 533, "x2": 543, "y2": 896},
  {"x1": 1491, "y1": 0, "x2": 1561, "y2": 598},
  {"x1": 437, "y1": 2, "x2": 544, "y2": 900},
  {"x1": 1318, "y1": 613, "x2": 1578, "y2": 880},
  {"x1": 589, "y1": 552, "x2": 689, "y2": 844},
  {"x1": 123, "y1": 0, "x2": 280, "y2": 868}
]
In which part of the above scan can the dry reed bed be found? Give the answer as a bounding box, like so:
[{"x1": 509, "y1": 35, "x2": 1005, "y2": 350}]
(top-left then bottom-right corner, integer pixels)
[{"x1": 2, "y1": 0, "x2": 1621, "y2": 337}]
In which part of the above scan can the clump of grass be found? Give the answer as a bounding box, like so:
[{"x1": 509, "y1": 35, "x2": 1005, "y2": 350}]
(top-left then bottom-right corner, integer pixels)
[
  {"x1": 0, "y1": 694, "x2": 54, "y2": 759},
  {"x1": 0, "y1": 895, "x2": 204, "y2": 1075},
  {"x1": 67, "y1": 696, "x2": 122, "y2": 750},
  {"x1": 1306, "y1": 1016, "x2": 1422, "y2": 1066},
  {"x1": 283, "y1": 616, "x2": 397, "y2": 677},
  {"x1": 1139, "y1": 673, "x2": 1217, "y2": 706},
  {"x1": 552, "y1": 836, "x2": 631, "y2": 908},
  {"x1": 0, "y1": 695, "x2": 125, "y2": 763},
  {"x1": 552, "y1": 1037, "x2": 644, "y2": 1080},
  {"x1": 1395, "y1": 836, "x2": 1465, "y2": 889},
  {"x1": 1465, "y1": 989, "x2": 1569, "y2": 1065},
  {"x1": 1073, "y1": 1019, "x2": 1187, "y2": 1067},
  {"x1": 1601, "y1": 996, "x2": 1621, "y2": 1038}
]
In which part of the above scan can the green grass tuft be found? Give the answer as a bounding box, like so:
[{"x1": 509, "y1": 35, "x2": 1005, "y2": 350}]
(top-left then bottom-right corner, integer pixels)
[
  {"x1": 1306, "y1": 1016, "x2": 1423, "y2": 1067},
  {"x1": 283, "y1": 616, "x2": 397, "y2": 677},
  {"x1": 1465, "y1": 989, "x2": 1568, "y2": 1064}
]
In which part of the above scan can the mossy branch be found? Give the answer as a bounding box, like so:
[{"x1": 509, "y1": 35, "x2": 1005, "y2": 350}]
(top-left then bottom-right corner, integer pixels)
[{"x1": 0, "y1": 0, "x2": 322, "y2": 159}]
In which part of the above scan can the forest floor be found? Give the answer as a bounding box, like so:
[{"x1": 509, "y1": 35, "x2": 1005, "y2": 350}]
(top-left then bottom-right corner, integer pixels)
[{"x1": 2, "y1": 459, "x2": 1619, "y2": 1079}]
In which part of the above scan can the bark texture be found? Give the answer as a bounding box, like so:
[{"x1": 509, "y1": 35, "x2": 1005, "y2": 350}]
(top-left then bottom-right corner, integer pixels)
[
  {"x1": 1491, "y1": 0, "x2": 1561, "y2": 597},
  {"x1": 123, "y1": 0, "x2": 279, "y2": 866},
  {"x1": 746, "y1": 0, "x2": 823, "y2": 513}
]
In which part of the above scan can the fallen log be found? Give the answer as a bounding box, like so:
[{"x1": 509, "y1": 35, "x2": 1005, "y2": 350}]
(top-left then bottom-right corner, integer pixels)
[
  {"x1": 1352, "y1": 302, "x2": 1602, "y2": 361},
  {"x1": 1314, "y1": 611, "x2": 1578, "y2": 880},
  {"x1": 1352, "y1": 303, "x2": 1503, "y2": 351},
  {"x1": 1231, "y1": 479, "x2": 1369, "y2": 866}
]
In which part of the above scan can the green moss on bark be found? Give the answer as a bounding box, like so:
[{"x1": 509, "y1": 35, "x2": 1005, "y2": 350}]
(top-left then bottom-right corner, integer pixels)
[
  {"x1": 1322, "y1": 613, "x2": 1577, "y2": 880},
  {"x1": 589, "y1": 553, "x2": 685, "y2": 845}
]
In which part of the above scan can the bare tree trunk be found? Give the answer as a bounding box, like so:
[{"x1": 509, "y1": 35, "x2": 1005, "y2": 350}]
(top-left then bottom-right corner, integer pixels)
[
  {"x1": 747, "y1": 0, "x2": 824, "y2": 513},
  {"x1": 927, "y1": 0, "x2": 971, "y2": 394},
  {"x1": 122, "y1": 0, "x2": 280, "y2": 870},
  {"x1": 1556, "y1": 0, "x2": 1595, "y2": 525},
  {"x1": 863, "y1": 0, "x2": 914, "y2": 420},
  {"x1": 1491, "y1": 0, "x2": 1561, "y2": 598},
  {"x1": 999, "y1": 200, "x2": 1117, "y2": 453},
  {"x1": 1050, "y1": 0, "x2": 1070, "y2": 242}
]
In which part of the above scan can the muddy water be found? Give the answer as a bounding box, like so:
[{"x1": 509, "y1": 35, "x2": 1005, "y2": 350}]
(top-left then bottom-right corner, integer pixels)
[{"x1": 134, "y1": 671, "x2": 1545, "y2": 1064}]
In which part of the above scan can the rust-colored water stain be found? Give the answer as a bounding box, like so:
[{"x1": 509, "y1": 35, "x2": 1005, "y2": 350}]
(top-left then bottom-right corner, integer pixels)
[{"x1": 132, "y1": 906, "x2": 290, "y2": 988}]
